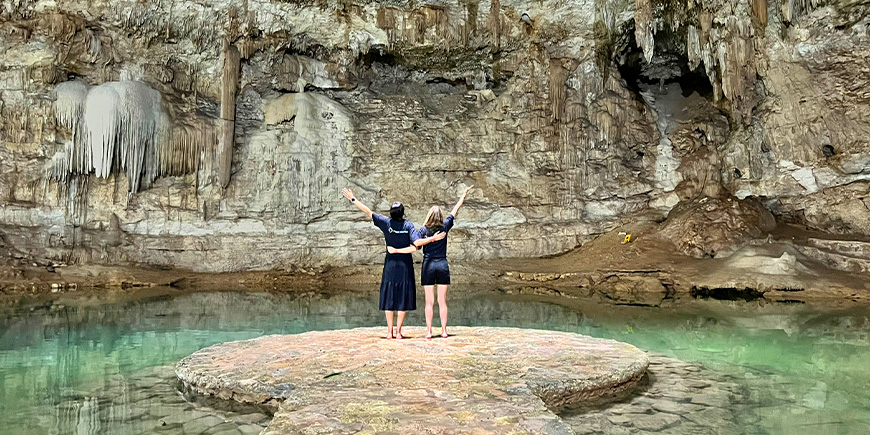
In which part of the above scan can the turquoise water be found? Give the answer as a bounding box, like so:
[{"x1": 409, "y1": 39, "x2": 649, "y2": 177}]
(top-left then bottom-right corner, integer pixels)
[{"x1": 1, "y1": 290, "x2": 869, "y2": 434}]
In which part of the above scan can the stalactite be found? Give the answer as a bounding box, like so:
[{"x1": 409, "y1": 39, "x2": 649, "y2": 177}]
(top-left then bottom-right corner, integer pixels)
[
  {"x1": 489, "y1": 0, "x2": 501, "y2": 49},
  {"x1": 634, "y1": 0, "x2": 655, "y2": 62},
  {"x1": 687, "y1": 25, "x2": 701, "y2": 70},
  {"x1": 42, "y1": 12, "x2": 80, "y2": 42},
  {"x1": 237, "y1": 37, "x2": 257, "y2": 60},
  {"x1": 781, "y1": 0, "x2": 820, "y2": 23},
  {"x1": 549, "y1": 59, "x2": 568, "y2": 122},
  {"x1": 376, "y1": 7, "x2": 398, "y2": 43},
  {"x1": 54, "y1": 80, "x2": 87, "y2": 133},
  {"x1": 217, "y1": 39, "x2": 241, "y2": 188},
  {"x1": 752, "y1": 0, "x2": 768, "y2": 28},
  {"x1": 160, "y1": 120, "x2": 214, "y2": 177},
  {"x1": 50, "y1": 79, "x2": 206, "y2": 194}
]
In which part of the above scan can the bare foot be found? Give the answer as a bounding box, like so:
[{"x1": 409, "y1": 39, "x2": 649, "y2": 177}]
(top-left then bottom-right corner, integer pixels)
[
  {"x1": 387, "y1": 327, "x2": 394, "y2": 339},
  {"x1": 396, "y1": 332, "x2": 404, "y2": 340},
  {"x1": 441, "y1": 329, "x2": 448, "y2": 338},
  {"x1": 425, "y1": 331, "x2": 433, "y2": 339}
]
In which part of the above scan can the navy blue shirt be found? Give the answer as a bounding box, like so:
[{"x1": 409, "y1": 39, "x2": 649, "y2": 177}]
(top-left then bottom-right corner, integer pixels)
[
  {"x1": 373, "y1": 214, "x2": 420, "y2": 256},
  {"x1": 416, "y1": 214, "x2": 455, "y2": 259}
]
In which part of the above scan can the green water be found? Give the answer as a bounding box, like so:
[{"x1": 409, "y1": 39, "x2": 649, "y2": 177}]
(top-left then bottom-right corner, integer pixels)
[{"x1": 1, "y1": 290, "x2": 869, "y2": 434}]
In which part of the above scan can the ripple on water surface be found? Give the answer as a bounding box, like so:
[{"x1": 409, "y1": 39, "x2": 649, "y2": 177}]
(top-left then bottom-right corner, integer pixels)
[{"x1": 0, "y1": 290, "x2": 869, "y2": 434}]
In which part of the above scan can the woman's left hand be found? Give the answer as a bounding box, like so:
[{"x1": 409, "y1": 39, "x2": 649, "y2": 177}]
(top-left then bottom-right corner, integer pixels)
[{"x1": 342, "y1": 188, "x2": 355, "y2": 201}]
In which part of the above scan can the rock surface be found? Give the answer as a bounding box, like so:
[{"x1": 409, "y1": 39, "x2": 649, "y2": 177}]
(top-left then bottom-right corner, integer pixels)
[
  {"x1": 0, "y1": 0, "x2": 867, "y2": 274},
  {"x1": 176, "y1": 327, "x2": 650, "y2": 434}
]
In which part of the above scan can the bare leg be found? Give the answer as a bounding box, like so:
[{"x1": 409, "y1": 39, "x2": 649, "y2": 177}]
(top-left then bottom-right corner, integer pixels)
[
  {"x1": 396, "y1": 311, "x2": 407, "y2": 339},
  {"x1": 385, "y1": 311, "x2": 394, "y2": 339},
  {"x1": 437, "y1": 285, "x2": 449, "y2": 337},
  {"x1": 424, "y1": 285, "x2": 435, "y2": 338}
]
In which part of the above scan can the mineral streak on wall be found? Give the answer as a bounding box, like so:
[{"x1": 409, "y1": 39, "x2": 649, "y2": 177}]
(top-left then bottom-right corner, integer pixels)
[{"x1": 0, "y1": 0, "x2": 867, "y2": 272}]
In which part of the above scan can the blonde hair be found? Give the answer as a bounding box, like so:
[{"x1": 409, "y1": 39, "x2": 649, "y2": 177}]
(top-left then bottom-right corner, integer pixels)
[{"x1": 423, "y1": 206, "x2": 444, "y2": 230}]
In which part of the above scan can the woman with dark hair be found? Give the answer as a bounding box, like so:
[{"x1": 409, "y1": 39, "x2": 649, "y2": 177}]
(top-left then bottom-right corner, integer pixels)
[
  {"x1": 388, "y1": 185, "x2": 473, "y2": 339},
  {"x1": 342, "y1": 188, "x2": 445, "y2": 339}
]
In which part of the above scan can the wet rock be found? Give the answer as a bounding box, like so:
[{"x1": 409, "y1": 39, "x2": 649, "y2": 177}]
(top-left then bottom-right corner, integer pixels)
[
  {"x1": 690, "y1": 390, "x2": 733, "y2": 407},
  {"x1": 181, "y1": 415, "x2": 226, "y2": 433},
  {"x1": 177, "y1": 327, "x2": 649, "y2": 434},
  {"x1": 563, "y1": 355, "x2": 742, "y2": 435},
  {"x1": 651, "y1": 400, "x2": 704, "y2": 414},
  {"x1": 683, "y1": 407, "x2": 737, "y2": 429},
  {"x1": 631, "y1": 412, "x2": 681, "y2": 431}
]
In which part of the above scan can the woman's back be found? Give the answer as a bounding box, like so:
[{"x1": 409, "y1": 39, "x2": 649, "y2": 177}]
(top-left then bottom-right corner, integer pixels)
[
  {"x1": 418, "y1": 214, "x2": 455, "y2": 259},
  {"x1": 373, "y1": 214, "x2": 417, "y2": 256}
]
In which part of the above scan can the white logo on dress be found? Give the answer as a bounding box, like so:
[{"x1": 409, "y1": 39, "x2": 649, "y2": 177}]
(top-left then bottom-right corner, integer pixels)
[{"x1": 388, "y1": 228, "x2": 409, "y2": 234}]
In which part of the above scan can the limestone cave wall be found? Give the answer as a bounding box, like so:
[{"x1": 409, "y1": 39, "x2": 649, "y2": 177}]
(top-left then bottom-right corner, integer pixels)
[{"x1": 0, "y1": 0, "x2": 867, "y2": 272}]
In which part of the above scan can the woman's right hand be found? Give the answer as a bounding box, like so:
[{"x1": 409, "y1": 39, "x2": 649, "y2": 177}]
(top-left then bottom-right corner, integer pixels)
[
  {"x1": 387, "y1": 246, "x2": 398, "y2": 254},
  {"x1": 461, "y1": 185, "x2": 474, "y2": 197}
]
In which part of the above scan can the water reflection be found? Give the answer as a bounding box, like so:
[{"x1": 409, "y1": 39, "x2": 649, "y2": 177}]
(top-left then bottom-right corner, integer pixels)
[{"x1": 0, "y1": 289, "x2": 869, "y2": 434}]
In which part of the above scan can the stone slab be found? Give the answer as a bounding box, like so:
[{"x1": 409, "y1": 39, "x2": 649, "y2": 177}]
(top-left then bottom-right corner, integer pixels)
[{"x1": 176, "y1": 327, "x2": 649, "y2": 434}]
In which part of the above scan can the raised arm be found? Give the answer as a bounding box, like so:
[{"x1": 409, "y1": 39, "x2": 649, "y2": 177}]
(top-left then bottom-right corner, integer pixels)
[
  {"x1": 450, "y1": 185, "x2": 474, "y2": 217},
  {"x1": 342, "y1": 188, "x2": 373, "y2": 218}
]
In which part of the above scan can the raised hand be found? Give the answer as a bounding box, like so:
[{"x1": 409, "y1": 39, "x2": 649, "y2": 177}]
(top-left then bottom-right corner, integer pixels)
[
  {"x1": 432, "y1": 231, "x2": 447, "y2": 242},
  {"x1": 451, "y1": 186, "x2": 473, "y2": 217},
  {"x1": 342, "y1": 188, "x2": 355, "y2": 201},
  {"x1": 343, "y1": 187, "x2": 373, "y2": 217}
]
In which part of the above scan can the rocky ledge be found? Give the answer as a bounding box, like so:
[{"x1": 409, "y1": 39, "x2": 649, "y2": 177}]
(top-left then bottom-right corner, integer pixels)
[{"x1": 176, "y1": 327, "x2": 649, "y2": 434}]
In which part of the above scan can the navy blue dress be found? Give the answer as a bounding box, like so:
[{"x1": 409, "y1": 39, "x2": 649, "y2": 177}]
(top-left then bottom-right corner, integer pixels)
[
  {"x1": 416, "y1": 214, "x2": 455, "y2": 286},
  {"x1": 373, "y1": 214, "x2": 420, "y2": 311}
]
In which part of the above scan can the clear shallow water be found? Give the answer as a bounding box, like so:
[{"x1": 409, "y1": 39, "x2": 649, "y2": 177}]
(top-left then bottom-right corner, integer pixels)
[{"x1": 1, "y1": 290, "x2": 869, "y2": 434}]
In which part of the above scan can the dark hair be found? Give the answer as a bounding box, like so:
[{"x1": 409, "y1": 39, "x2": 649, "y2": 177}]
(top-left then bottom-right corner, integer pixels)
[{"x1": 389, "y1": 202, "x2": 405, "y2": 220}]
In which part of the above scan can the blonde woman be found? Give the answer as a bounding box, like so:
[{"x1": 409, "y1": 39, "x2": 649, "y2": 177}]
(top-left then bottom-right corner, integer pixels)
[{"x1": 388, "y1": 186, "x2": 473, "y2": 339}]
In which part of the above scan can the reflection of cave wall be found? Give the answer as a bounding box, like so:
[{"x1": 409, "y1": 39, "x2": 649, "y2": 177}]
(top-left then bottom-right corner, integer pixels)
[{"x1": 0, "y1": 0, "x2": 868, "y2": 271}]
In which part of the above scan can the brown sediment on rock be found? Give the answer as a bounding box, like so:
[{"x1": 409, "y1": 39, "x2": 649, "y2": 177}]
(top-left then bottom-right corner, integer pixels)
[
  {"x1": 176, "y1": 327, "x2": 649, "y2": 434},
  {"x1": 485, "y1": 214, "x2": 870, "y2": 303}
]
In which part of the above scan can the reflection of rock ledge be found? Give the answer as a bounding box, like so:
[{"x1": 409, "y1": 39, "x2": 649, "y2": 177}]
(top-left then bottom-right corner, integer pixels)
[{"x1": 176, "y1": 327, "x2": 649, "y2": 434}]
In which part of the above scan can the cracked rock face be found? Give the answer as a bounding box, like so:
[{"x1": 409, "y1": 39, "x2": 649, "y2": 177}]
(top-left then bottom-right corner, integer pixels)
[
  {"x1": 0, "y1": 0, "x2": 867, "y2": 272},
  {"x1": 175, "y1": 327, "x2": 650, "y2": 434}
]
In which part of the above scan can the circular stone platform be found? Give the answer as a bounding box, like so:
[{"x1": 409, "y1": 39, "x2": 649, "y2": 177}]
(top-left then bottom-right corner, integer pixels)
[{"x1": 176, "y1": 327, "x2": 649, "y2": 434}]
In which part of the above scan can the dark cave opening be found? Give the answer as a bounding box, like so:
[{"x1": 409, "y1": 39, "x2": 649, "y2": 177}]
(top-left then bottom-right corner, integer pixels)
[
  {"x1": 615, "y1": 27, "x2": 715, "y2": 99},
  {"x1": 425, "y1": 76, "x2": 471, "y2": 90},
  {"x1": 359, "y1": 46, "x2": 400, "y2": 68}
]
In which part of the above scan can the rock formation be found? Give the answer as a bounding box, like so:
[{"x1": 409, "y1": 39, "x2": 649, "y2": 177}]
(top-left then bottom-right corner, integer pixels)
[
  {"x1": 176, "y1": 327, "x2": 650, "y2": 433},
  {"x1": 0, "y1": 0, "x2": 867, "y2": 272}
]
